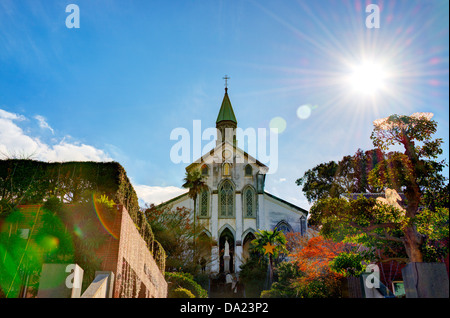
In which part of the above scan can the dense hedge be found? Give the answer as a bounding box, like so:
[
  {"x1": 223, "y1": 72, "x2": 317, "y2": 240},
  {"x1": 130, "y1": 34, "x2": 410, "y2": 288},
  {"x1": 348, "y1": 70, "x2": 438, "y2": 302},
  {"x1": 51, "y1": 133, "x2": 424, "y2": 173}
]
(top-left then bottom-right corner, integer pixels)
[
  {"x1": 171, "y1": 287, "x2": 195, "y2": 298},
  {"x1": 0, "y1": 159, "x2": 165, "y2": 271},
  {"x1": 0, "y1": 160, "x2": 139, "y2": 218},
  {"x1": 165, "y1": 272, "x2": 208, "y2": 298}
]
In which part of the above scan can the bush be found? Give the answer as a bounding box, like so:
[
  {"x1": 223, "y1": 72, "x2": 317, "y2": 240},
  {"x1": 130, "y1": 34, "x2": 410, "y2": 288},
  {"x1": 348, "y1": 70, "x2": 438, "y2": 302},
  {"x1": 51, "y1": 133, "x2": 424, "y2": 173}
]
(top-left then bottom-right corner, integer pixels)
[
  {"x1": 170, "y1": 287, "x2": 195, "y2": 298},
  {"x1": 165, "y1": 272, "x2": 208, "y2": 298},
  {"x1": 329, "y1": 252, "x2": 370, "y2": 277},
  {"x1": 239, "y1": 254, "x2": 268, "y2": 298},
  {"x1": 260, "y1": 262, "x2": 302, "y2": 298}
]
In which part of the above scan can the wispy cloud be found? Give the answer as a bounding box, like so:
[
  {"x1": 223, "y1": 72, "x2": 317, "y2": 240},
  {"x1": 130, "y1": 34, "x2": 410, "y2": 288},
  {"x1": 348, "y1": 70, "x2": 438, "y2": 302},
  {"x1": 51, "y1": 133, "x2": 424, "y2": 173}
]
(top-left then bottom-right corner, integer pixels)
[{"x1": 34, "y1": 115, "x2": 54, "y2": 134}]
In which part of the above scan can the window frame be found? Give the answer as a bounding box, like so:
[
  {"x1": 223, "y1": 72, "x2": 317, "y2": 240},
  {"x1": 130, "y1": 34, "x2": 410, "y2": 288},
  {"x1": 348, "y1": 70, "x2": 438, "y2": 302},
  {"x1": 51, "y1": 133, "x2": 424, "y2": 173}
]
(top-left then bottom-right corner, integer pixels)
[
  {"x1": 242, "y1": 186, "x2": 256, "y2": 218},
  {"x1": 198, "y1": 188, "x2": 210, "y2": 218},
  {"x1": 219, "y1": 180, "x2": 235, "y2": 218}
]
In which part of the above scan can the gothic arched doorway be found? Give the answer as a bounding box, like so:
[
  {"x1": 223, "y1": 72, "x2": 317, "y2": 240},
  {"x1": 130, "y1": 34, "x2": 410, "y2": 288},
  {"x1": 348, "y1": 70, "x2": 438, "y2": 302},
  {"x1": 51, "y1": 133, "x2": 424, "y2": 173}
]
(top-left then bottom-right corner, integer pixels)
[
  {"x1": 219, "y1": 228, "x2": 235, "y2": 273},
  {"x1": 197, "y1": 232, "x2": 212, "y2": 273},
  {"x1": 242, "y1": 232, "x2": 256, "y2": 262}
]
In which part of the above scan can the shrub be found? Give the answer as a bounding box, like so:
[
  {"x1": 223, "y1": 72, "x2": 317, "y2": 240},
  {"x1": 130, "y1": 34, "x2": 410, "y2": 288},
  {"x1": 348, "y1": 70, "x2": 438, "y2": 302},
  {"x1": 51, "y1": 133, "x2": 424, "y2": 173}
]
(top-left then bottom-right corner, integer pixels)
[
  {"x1": 170, "y1": 287, "x2": 195, "y2": 298},
  {"x1": 165, "y1": 272, "x2": 208, "y2": 298}
]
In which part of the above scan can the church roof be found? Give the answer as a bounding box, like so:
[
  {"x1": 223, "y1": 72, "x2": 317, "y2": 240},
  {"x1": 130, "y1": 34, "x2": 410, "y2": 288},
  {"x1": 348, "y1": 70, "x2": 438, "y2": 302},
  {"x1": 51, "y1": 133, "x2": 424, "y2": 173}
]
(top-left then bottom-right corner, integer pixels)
[
  {"x1": 264, "y1": 192, "x2": 309, "y2": 215},
  {"x1": 185, "y1": 140, "x2": 269, "y2": 173},
  {"x1": 216, "y1": 89, "x2": 237, "y2": 124}
]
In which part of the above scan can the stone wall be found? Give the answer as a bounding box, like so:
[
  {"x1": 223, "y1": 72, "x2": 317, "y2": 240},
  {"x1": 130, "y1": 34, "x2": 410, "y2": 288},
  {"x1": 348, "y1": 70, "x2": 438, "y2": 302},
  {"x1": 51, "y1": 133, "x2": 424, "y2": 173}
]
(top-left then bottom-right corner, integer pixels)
[
  {"x1": 92, "y1": 205, "x2": 167, "y2": 298},
  {"x1": 11, "y1": 204, "x2": 167, "y2": 298}
]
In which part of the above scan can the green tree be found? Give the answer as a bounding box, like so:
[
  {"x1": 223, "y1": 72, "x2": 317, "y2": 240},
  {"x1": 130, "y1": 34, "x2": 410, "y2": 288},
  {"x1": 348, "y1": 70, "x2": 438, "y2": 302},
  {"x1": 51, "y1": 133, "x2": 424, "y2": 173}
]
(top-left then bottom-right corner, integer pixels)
[
  {"x1": 369, "y1": 113, "x2": 447, "y2": 262},
  {"x1": 182, "y1": 168, "x2": 208, "y2": 264},
  {"x1": 144, "y1": 204, "x2": 197, "y2": 272},
  {"x1": 260, "y1": 262, "x2": 303, "y2": 298},
  {"x1": 251, "y1": 229, "x2": 287, "y2": 286},
  {"x1": 296, "y1": 161, "x2": 341, "y2": 203},
  {"x1": 296, "y1": 149, "x2": 384, "y2": 204}
]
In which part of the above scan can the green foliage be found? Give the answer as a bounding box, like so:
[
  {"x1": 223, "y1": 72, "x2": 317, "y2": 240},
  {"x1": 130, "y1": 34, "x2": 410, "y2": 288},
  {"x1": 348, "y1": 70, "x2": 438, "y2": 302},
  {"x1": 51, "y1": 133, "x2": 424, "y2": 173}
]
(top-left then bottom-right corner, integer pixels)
[
  {"x1": 296, "y1": 161, "x2": 341, "y2": 203},
  {"x1": 182, "y1": 168, "x2": 208, "y2": 201},
  {"x1": 0, "y1": 209, "x2": 42, "y2": 297},
  {"x1": 193, "y1": 273, "x2": 210, "y2": 293},
  {"x1": 309, "y1": 196, "x2": 410, "y2": 258},
  {"x1": 292, "y1": 275, "x2": 343, "y2": 298},
  {"x1": 0, "y1": 159, "x2": 164, "y2": 272},
  {"x1": 182, "y1": 168, "x2": 208, "y2": 267},
  {"x1": 296, "y1": 149, "x2": 384, "y2": 204},
  {"x1": 309, "y1": 196, "x2": 383, "y2": 239},
  {"x1": 171, "y1": 287, "x2": 195, "y2": 298},
  {"x1": 239, "y1": 253, "x2": 268, "y2": 298},
  {"x1": 251, "y1": 228, "x2": 288, "y2": 286},
  {"x1": 42, "y1": 197, "x2": 64, "y2": 214},
  {"x1": 262, "y1": 262, "x2": 344, "y2": 298},
  {"x1": 260, "y1": 262, "x2": 302, "y2": 298},
  {"x1": 329, "y1": 251, "x2": 371, "y2": 277},
  {"x1": 416, "y1": 206, "x2": 449, "y2": 262},
  {"x1": 251, "y1": 229, "x2": 288, "y2": 259},
  {"x1": 370, "y1": 114, "x2": 442, "y2": 157},
  {"x1": 95, "y1": 194, "x2": 115, "y2": 209},
  {"x1": 0, "y1": 159, "x2": 140, "y2": 222},
  {"x1": 144, "y1": 204, "x2": 200, "y2": 273},
  {"x1": 165, "y1": 272, "x2": 208, "y2": 298}
]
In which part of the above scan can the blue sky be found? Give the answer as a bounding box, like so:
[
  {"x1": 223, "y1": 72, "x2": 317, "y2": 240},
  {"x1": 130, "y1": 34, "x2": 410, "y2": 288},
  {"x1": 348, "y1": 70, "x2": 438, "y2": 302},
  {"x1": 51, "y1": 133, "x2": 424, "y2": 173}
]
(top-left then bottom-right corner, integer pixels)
[{"x1": 0, "y1": 0, "x2": 448, "y2": 209}]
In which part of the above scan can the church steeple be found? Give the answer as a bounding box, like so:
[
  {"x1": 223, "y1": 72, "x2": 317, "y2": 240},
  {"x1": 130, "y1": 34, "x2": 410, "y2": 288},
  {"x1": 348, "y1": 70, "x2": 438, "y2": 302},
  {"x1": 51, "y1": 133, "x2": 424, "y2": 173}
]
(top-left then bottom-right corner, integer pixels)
[
  {"x1": 216, "y1": 76, "x2": 237, "y2": 146},
  {"x1": 216, "y1": 89, "x2": 237, "y2": 125},
  {"x1": 216, "y1": 75, "x2": 237, "y2": 125}
]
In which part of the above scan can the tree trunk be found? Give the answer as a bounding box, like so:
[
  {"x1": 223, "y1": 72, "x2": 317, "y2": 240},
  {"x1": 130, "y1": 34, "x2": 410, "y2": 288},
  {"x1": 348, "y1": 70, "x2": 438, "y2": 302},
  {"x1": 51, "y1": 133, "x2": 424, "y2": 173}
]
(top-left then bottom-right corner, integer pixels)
[
  {"x1": 401, "y1": 135, "x2": 424, "y2": 263},
  {"x1": 404, "y1": 226, "x2": 423, "y2": 262},
  {"x1": 193, "y1": 197, "x2": 197, "y2": 259},
  {"x1": 268, "y1": 255, "x2": 274, "y2": 286},
  {"x1": 403, "y1": 181, "x2": 424, "y2": 262}
]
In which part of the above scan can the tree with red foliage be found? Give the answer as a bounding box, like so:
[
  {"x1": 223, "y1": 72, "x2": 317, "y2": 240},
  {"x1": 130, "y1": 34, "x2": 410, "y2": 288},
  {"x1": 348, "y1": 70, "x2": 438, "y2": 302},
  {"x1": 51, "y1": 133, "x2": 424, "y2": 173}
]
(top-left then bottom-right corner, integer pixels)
[{"x1": 285, "y1": 235, "x2": 350, "y2": 297}]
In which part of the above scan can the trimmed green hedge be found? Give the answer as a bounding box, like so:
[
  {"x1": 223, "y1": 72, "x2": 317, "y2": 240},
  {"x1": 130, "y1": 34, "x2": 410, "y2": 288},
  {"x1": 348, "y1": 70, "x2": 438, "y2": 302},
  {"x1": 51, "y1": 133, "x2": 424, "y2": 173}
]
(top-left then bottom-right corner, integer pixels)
[
  {"x1": 171, "y1": 287, "x2": 195, "y2": 298},
  {"x1": 0, "y1": 160, "x2": 138, "y2": 217},
  {"x1": 165, "y1": 272, "x2": 208, "y2": 298},
  {"x1": 0, "y1": 159, "x2": 165, "y2": 272}
]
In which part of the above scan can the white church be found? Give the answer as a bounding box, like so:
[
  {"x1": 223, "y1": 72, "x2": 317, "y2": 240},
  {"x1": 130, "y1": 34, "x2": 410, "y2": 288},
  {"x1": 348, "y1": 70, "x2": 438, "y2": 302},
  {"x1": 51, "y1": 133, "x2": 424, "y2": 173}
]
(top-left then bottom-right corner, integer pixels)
[{"x1": 159, "y1": 84, "x2": 308, "y2": 274}]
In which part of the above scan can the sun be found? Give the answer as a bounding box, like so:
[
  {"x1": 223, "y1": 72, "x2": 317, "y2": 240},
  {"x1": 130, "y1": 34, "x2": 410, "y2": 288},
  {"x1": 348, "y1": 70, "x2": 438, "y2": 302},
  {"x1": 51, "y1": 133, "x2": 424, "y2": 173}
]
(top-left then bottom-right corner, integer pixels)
[{"x1": 348, "y1": 61, "x2": 387, "y2": 95}]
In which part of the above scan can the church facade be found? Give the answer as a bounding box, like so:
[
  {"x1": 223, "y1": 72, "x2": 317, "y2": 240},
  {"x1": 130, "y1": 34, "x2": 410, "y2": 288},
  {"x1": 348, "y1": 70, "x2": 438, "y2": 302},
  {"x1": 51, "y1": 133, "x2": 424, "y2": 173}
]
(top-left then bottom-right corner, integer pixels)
[{"x1": 161, "y1": 86, "x2": 308, "y2": 274}]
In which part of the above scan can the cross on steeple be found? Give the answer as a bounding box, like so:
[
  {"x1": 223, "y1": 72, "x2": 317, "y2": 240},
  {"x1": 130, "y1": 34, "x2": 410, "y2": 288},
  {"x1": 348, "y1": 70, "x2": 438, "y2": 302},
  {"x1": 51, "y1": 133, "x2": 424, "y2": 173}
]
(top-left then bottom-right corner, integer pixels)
[{"x1": 223, "y1": 75, "x2": 230, "y2": 92}]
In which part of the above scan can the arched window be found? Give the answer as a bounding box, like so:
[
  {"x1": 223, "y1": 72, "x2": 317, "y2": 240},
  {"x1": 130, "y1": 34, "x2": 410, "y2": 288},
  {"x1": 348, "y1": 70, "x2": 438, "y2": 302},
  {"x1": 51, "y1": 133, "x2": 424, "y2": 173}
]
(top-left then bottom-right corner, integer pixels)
[
  {"x1": 243, "y1": 187, "x2": 255, "y2": 218},
  {"x1": 219, "y1": 180, "x2": 234, "y2": 217},
  {"x1": 275, "y1": 221, "x2": 293, "y2": 234},
  {"x1": 223, "y1": 163, "x2": 230, "y2": 176},
  {"x1": 201, "y1": 164, "x2": 209, "y2": 176},
  {"x1": 245, "y1": 164, "x2": 252, "y2": 176},
  {"x1": 199, "y1": 190, "x2": 209, "y2": 217}
]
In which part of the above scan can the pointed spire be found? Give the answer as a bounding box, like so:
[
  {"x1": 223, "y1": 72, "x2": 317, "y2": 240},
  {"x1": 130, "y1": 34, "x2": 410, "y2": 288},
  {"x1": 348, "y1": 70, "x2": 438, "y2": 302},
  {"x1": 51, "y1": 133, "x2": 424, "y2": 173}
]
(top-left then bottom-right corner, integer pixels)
[{"x1": 216, "y1": 76, "x2": 237, "y2": 125}]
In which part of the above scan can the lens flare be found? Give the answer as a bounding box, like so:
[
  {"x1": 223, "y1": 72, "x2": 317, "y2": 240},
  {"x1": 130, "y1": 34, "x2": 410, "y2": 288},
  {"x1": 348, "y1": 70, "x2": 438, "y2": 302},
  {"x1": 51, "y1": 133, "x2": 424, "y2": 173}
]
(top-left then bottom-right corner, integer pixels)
[
  {"x1": 92, "y1": 193, "x2": 119, "y2": 239},
  {"x1": 297, "y1": 105, "x2": 312, "y2": 119},
  {"x1": 39, "y1": 235, "x2": 60, "y2": 251},
  {"x1": 269, "y1": 116, "x2": 287, "y2": 134},
  {"x1": 73, "y1": 225, "x2": 84, "y2": 238}
]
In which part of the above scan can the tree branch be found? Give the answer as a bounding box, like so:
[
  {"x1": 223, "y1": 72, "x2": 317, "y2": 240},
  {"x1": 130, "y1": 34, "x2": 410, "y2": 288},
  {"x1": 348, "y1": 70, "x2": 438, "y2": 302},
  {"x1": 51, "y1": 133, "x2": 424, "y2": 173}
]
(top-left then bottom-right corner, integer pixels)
[
  {"x1": 365, "y1": 231, "x2": 404, "y2": 243},
  {"x1": 348, "y1": 222, "x2": 404, "y2": 243},
  {"x1": 349, "y1": 222, "x2": 399, "y2": 232}
]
